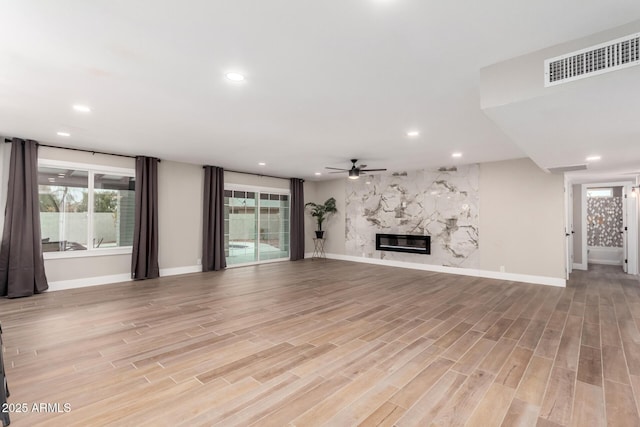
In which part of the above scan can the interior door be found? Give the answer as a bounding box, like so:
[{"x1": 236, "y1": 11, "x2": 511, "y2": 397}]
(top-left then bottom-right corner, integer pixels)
[
  {"x1": 568, "y1": 184, "x2": 574, "y2": 275},
  {"x1": 564, "y1": 180, "x2": 573, "y2": 279}
]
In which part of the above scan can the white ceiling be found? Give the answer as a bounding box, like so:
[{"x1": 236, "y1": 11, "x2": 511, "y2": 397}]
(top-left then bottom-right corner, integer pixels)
[{"x1": 1, "y1": 1, "x2": 639, "y2": 180}]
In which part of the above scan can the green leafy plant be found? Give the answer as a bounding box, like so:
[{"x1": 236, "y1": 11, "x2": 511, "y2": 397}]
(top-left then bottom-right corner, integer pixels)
[{"x1": 305, "y1": 197, "x2": 337, "y2": 231}]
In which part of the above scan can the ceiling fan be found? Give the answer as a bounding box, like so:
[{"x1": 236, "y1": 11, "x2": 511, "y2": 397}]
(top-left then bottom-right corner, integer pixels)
[{"x1": 326, "y1": 159, "x2": 387, "y2": 179}]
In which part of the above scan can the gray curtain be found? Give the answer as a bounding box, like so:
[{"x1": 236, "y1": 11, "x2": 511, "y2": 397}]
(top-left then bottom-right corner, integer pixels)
[
  {"x1": 202, "y1": 166, "x2": 226, "y2": 271},
  {"x1": 290, "y1": 178, "x2": 305, "y2": 261},
  {"x1": 131, "y1": 156, "x2": 160, "y2": 280},
  {"x1": 0, "y1": 139, "x2": 48, "y2": 298}
]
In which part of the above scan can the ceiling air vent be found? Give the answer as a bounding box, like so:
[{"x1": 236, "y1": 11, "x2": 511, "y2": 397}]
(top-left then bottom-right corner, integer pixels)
[{"x1": 544, "y1": 33, "x2": 640, "y2": 87}]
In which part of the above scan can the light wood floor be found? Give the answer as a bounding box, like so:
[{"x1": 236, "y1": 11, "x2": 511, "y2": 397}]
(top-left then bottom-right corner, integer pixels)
[{"x1": 1, "y1": 260, "x2": 639, "y2": 426}]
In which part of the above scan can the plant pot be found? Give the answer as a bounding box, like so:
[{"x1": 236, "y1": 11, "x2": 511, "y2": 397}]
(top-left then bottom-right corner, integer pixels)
[{"x1": 315, "y1": 230, "x2": 325, "y2": 239}]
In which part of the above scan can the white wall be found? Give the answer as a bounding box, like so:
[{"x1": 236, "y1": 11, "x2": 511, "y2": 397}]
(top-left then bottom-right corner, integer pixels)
[
  {"x1": 303, "y1": 180, "x2": 318, "y2": 254},
  {"x1": 637, "y1": 177, "x2": 640, "y2": 275},
  {"x1": 8, "y1": 142, "x2": 569, "y2": 287},
  {"x1": 312, "y1": 158, "x2": 567, "y2": 284},
  {"x1": 158, "y1": 161, "x2": 203, "y2": 271},
  {"x1": 308, "y1": 178, "x2": 346, "y2": 256},
  {"x1": 479, "y1": 158, "x2": 566, "y2": 279},
  {"x1": 225, "y1": 171, "x2": 289, "y2": 190}
]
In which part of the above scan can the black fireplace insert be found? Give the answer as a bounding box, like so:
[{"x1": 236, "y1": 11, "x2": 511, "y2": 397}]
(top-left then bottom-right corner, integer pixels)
[{"x1": 375, "y1": 233, "x2": 431, "y2": 255}]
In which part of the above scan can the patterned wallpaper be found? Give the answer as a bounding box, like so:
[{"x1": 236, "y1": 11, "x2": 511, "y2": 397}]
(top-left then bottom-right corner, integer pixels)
[
  {"x1": 345, "y1": 165, "x2": 479, "y2": 268},
  {"x1": 587, "y1": 196, "x2": 623, "y2": 247}
]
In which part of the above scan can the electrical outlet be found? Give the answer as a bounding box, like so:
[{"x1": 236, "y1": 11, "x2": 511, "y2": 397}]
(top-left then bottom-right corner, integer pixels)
[
  {"x1": 197, "y1": 258, "x2": 201, "y2": 265},
  {"x1": 499, "y1": 265, "x2": 505, "y2": 272}
]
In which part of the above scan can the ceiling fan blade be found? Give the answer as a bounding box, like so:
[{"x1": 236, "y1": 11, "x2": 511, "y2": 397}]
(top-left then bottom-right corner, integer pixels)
[
  {"x1": 358, "y1": 165, "x2": 367, "y2": 169},
  {"x1": 325, "y1": 167, "x2": 349, "y2": 171},
  {"x1": 360, "y1": 168, "x2": 387, "y2": 172},
  {"x1": 329, "y1": 171, "x2": 346, "y2": 174}
]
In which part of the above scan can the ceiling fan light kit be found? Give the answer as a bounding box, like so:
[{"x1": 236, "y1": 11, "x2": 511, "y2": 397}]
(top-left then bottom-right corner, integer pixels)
[{"x1": 327, "y1": 159, "x2": 387, "y2": 180}]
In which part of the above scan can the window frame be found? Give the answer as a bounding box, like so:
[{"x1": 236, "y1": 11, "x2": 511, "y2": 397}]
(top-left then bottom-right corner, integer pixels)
[
  {"x1": 38, "y1": 159, "x2": 136, "y2": 260},
  {"x1": 587, "y1": 188, "x2": 613, "y2": 198},
  {"x1": 224, "y1": 184, "x2": 291, "y2": 267}
]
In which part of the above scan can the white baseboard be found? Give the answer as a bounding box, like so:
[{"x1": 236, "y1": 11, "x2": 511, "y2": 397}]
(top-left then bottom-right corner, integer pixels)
[
  {"x1": 47, "y1": 264, "x2": 203, "y2": 292},
  {"x1": 588, "y1": 259, "x2": 623, "y2": 266},
  {"x1": 572, "y1": 262, "x2": 588, "y2": 271},
  {"x1": 47, "y1": 273, "x2": 132, "y2": 292},
  {"x1": 45, "y1": 254, "x2": 566, "y2": 292},
  {"x1": 322, "y1": 253, "x2": 566, "y2": 287},
  {"x1": 159, "y1": 265, "x2": 202, "y2": 276}
]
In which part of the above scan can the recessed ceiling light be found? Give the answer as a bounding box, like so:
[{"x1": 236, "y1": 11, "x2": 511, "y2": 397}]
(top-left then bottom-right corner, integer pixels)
[
  {"x1": 452, "y1": 152, "x2": 462, "y2": 158},
  {"x1": 73, "y1": 105, "x2": 91, "y2": 113},
  {"x1": 314, "y1": 172, "x2": 321, "y2": 176},
  {"x1": 365, "y1": 181, "x2": 371, "y2": 185},
  {"x1": 586, "y1": 155, "x2": 601, "y2": 161},
  {"x1": 406, "y1": 130, "x2": 420, "y2": 137},
  {"x1": 226, "y1": 72, "x2": 245, "y2": 82},
  {"x1": 56, "y1": 131, "x2": 70, "y2": 137},
  {"x1": 258, "y1": 162, "x2": 266, "y2": 166}
]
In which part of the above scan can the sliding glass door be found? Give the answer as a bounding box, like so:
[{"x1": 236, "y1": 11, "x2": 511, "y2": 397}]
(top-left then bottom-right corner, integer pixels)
[{"x1": 224, "y1": 188, "x2": 290, "y2": 266}]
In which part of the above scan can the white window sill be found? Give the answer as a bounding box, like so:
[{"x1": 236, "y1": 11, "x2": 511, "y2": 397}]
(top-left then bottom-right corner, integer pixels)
[{"x1": 43, "y1": 247, "x2": 132, "y2": 260}]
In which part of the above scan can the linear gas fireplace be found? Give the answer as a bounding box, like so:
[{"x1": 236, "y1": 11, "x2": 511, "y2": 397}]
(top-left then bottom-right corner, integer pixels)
[{"x1": 375, "y1": 233, "x2": 431, "y2": 255}]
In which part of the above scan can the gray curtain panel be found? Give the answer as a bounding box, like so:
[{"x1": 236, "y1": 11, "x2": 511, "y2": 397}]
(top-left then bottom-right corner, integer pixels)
[
  {"x1": 290, "y1": 178, "x2": 305, "y2": 261},
  {"x1": 131, "y1": 156, "x2": 160, "y2": 280},
  {"x1": 0, "y1": 139, "x2": 48, "y2": 298},
  {"x1": 202, "y1": 166, "x2": 226, "y2": 271}
]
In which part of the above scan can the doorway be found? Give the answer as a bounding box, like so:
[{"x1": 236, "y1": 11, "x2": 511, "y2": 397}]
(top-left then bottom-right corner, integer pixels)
[
  {"x1": 224, "y1": 187, "x2": 290, "y2": 266},
  {"x1": 572, "y1": 181, "x2": 638, "y2": 275},
  {"x1": 586, "y1": 186, "x2": 624, "y2": 269}
]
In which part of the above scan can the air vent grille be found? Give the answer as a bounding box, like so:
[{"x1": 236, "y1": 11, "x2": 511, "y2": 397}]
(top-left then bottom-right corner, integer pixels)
[{"x1": 545, "y1": 33, "x2": 640, "y2": 87}]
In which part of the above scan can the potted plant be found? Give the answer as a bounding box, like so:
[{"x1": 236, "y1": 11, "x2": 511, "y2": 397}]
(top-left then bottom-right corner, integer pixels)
[{"x1": 305, "y1": 197, "x2": 337, "y2": 239}]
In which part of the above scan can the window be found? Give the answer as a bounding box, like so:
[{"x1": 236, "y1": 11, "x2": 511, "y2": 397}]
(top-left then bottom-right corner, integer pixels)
[
  {"x1": 587, "y1": 188, "x2": 613, "y2": 198},
  {"x1": 38, "y1": 161, "x2": 135, "y2": 255},
  {"x1": 224, "y1": 187, "x2": 290, "y2": 265}
]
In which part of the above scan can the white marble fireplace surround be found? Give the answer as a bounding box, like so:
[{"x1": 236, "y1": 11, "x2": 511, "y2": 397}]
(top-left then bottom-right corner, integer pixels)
[{"x1": 345, "y1": 165, "x2": 479, "y2": 268}]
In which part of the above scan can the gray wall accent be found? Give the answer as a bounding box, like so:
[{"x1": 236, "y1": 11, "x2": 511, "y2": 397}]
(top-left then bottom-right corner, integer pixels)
[{"x1": 572, "y1": 184, "x2": 582, "y2": 264}]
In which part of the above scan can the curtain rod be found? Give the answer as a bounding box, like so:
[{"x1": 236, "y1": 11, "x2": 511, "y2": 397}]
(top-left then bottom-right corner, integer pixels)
[
  {"x1": 214, "y1": 167, "x2": 297, "y2": 181},
  {"x1": 4, "y1": 138, "x2": 160, "y2": 161}
]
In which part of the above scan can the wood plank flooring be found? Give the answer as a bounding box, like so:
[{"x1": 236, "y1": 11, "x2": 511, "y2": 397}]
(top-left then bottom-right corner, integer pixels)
[{"x1": 1, "y1": 261, "x2": 639, "y2": 426}]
